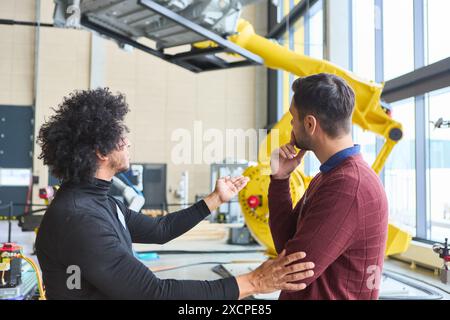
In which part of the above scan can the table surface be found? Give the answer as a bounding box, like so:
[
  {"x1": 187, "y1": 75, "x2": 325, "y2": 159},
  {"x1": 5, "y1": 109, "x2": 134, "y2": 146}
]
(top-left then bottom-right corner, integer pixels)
[{"x1": 2, "y1": 221, "x2": 450, "y2": 300}]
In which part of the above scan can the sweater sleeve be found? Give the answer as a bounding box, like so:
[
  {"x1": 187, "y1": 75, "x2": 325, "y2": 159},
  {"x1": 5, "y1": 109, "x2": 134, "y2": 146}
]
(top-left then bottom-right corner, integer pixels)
[
  {"x1": 123, "y1": 200, "x2": 210, "y2": 244},
  {"x1": 283, "y1": 176, "x2": 359, "y2": 287},
  {"x1": 61, "y1": 213, "x2": 239, "y2": 300},
  {"x1": 268, "y1": 177, "x2": 302, "y2": 254}
]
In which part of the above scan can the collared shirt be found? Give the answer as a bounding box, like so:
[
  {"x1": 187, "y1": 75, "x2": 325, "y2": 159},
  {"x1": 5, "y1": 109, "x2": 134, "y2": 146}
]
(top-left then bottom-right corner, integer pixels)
[{"x1": 319, "y1": 144, "x2": 361, "y2": 173}]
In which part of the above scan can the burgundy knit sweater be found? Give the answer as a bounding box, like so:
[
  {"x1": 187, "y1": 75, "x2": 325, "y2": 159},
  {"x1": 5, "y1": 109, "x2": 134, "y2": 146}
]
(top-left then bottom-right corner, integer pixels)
[{"x1": 269, "y1": 154, "x2": 388, "y2": 300}]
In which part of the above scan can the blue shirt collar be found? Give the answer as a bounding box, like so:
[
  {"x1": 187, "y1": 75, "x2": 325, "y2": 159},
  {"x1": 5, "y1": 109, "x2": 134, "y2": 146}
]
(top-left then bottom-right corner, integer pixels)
[{"x1": 319, "y1": 145, "x2": 361, "y2": 174}]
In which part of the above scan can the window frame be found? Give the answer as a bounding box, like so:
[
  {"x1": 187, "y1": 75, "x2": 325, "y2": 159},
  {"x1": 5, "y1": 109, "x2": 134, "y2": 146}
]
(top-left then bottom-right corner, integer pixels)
[
  {"x1": 349, "y1": 0, "x2": 450, "y2": 243},
  {"x1": 267, "y1": 0, "x2": 450, "y2": 243}
]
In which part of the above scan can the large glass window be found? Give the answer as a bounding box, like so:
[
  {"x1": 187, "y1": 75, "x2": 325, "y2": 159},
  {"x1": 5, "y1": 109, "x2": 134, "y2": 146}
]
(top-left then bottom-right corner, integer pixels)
[
  {"x1": 308, "y1": 0, "x2": 324, "y2": 60},
  {"x1": 352, "y1": 0, "x2": 375, "y2": 81},
  {"x1": 278, "y1": 1, "x2": 304, "y2": 115},
  {"x1": 270, "y1": 0, "x2": 450, "y2": 242},
  {"x1": 352, "y1": 127, "x2": 377, "y2": 166},
  {"x1": 276, "y1": 0, "x2": 324, "y2": 177},
  {"x1": 427, "y1": 87, "x2": 450, "y2": 242},
  {"x1": 304, "y1": 0, "x2": 324, "y2": 176},
  {"x1": 304, "y1": 0, "x2": 450, "y2": 242},
  {"x1": 426, "y1": 0, "x2": 450, "y2": 64},
  {"x1": 351, "y1": 0, "x2": 377, "y2": 166},
  {"x1": 385, "y1": 98, "x2": 417, "y2": 237},
  {"x1": 383, "y1": 0, "x2": 415, "y2": 80},
  {"x1": 279, "y1": 29, "x2": 291, "y2": 115},
  {"x1": 293, "y1": 15, "x2": 305, "y2": 56}
]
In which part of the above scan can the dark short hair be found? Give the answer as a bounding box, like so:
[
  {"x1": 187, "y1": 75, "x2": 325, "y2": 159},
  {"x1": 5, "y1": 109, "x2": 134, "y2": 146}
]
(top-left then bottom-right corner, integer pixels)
[
  {"x1": 292, "y1": 73, "x2": 355, "y2": 137},
  {"x1": 37, "y1": 88, "x2": 129, "y2": 183}
]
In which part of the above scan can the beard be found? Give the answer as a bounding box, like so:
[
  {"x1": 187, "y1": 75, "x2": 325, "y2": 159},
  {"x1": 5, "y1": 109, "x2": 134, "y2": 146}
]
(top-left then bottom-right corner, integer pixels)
[
  {"x1": 109, "y1": 153, "x2": 130, "y2": 174},
  {"x1": 293, "y1": 125, "x2": 313, "y2": 151}
]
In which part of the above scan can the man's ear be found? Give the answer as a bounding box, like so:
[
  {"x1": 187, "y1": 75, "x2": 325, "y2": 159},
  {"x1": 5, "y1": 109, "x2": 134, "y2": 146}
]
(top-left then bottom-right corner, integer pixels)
[
  {"x1": 95, "y1": 149, "x2": 108, "y2": 161},
  {"x1": 304, "y1": 115, "x2": 317, "y2": 135}
]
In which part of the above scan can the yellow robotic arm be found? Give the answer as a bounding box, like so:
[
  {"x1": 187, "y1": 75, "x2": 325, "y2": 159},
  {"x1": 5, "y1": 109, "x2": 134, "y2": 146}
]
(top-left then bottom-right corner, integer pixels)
[{"x1": 228, "y1": 20, "x2": 411, "y2": 257}]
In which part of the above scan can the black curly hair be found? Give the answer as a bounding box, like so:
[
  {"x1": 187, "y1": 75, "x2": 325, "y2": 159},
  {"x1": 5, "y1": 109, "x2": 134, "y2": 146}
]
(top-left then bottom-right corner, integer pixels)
[{"x1": 38, "y1": 88, "x2": 130, "y2": 183}]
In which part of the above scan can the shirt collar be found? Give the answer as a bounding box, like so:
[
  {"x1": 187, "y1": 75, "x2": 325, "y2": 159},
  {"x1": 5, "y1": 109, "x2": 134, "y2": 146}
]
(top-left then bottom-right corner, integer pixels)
[
  {"x1": 62, "y1": 178, "x2": 112, "y2": 198},
  {"x1": 319, "y1": 145, "x2": 361, "y2": 174}
]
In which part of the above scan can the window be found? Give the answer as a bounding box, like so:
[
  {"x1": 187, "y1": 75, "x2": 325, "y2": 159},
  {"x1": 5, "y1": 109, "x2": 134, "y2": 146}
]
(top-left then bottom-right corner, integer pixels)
[
  {"x1": 304, "y1": 148, "x2": 321, "y2": 177},
  {"x1": 352, "y1": 126, "x2": 377, "y2": 167},
  {"x1": 299, "y1": 0, "x2": 450, "y2": 242},
  {"x1": 293, "y1": 15, "x2": 306, "y2": 55},
  {"x1": 426, "y1": 0, "x2": 450, "y2": 64},
  {"x1": 278, "y1": 1, "x2": 304, "y2": 115},
  {"x1": 304, "y1": 0, "x2": 324, "y2": 176},
  {"x1": 279, "y1": 28, "x2": 291, "y2": 115},
  {"x1": 352, "y1": 0, "x2": 375, "y2": 81},
  {"x1": 351, "y1": 0, "x2": 377, "y2": 166},
  {"x1": 385, "y1": 98, "x2": 417, "y2": 237},
  {"x1": 290, "y1": 15, "x2": 305, "y2": 105},
  {"x1": 275, "y1": 0, "x2": 324, "y2": 177},
  {"x1": 383, "y1": 0, "x2": 414, "y2": 80},
  {"x1": 427, "y1": 87, "x2": 450, "y2": 242},
  {"x1": 308, "y1": 0, "x2": 324, "y2": 60}
]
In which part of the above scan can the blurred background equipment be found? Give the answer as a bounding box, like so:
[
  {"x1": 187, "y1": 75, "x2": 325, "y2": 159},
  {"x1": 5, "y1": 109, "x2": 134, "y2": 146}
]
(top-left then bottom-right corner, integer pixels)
[
  {"x1": 0, "y1": 243, "x2": 44, "y2": 300},
  {"x1": 0, "y1": 243, "x2": 21, "y2": 288},
  {"x1": 19, "y1": 184, "x2": 59, "y2": 234},
  {"x1": 0, "y1": 106, "x2": 34, "y2": 219},
  {"x1": 433, "y1": 238, "x2": 450, "y2": 285},
  {"x1": 228, "y1": 225, "x2": 255, "y2": 245},
  {"x1": 209, "y1": 162, "x2": 248, "y2": 224},
  {"x1": 431, "y1": 118, "x2": 450, "y2": 129},
  {"x1": 54, "y1": 0, "x2": 263, "y2": 49},
  {"x1": 209, "y1": 162, "x2": 256, "y2": 245},
  {"x1": 109, "y1": 163, "x2": 167, "y2": 211},
  {"x1": 112, "y1": 175, "x2": 145, "y2": 212},
  {"x1": 53, "y1": 0, "x2": 264, "y2": 72},
  {"x1": 141, "y1": 163, "x2": 168, "y2": 210},
  {"x1": 38, "y1": 185, "x2": 58, "y2": 205},
  {"x1": 173, "y1": 171, "x2": 189, "y2": 209}
]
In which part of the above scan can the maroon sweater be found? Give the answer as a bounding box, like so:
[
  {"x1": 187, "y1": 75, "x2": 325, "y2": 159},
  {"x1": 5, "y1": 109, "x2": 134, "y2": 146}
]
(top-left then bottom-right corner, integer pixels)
[{"x1": 269, "y1": 154, "x2": 388, "y2": 300}]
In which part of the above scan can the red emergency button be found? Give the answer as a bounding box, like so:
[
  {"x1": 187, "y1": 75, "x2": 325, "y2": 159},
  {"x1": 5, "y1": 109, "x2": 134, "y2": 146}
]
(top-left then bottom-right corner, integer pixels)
[{"x1": 247, "y1": 195, "x2": 260, "y2": 209}]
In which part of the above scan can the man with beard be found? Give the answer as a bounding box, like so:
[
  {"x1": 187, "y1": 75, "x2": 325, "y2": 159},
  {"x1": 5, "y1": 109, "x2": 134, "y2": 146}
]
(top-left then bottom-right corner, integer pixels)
[{"x1": 269, "y1": 73, "x2": 388, "y2": 300}]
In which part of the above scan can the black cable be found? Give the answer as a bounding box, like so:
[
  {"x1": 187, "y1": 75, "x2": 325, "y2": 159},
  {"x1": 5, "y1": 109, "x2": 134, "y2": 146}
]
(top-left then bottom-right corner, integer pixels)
[
  {"x1": 164, "y1": 200, "x2": 240, "y2": 207},
  {"x1": 8, "y1": 203, "x2": 48, "y2": 207},
  {"x1": 0, "y1": 19, "x2": 54, "y2": 28},
  {"x1": 212, "y1": 264, "x2": 233, "y2": 278},
  {"x1": 152, "y1": 261, "x2": 230, "y2": 273},
  {"x1": 0, "y1": 203, "x2": 13, "y2": 210},
  {"x1": 0, "y1": 208, "x2": 47, "y2": 219},
  {"x1": 25, "y1": 208, "x2": 47, "y2": 215},
  {"x1": 139, "y1": 249, "x2": 265, "y2": 255}
]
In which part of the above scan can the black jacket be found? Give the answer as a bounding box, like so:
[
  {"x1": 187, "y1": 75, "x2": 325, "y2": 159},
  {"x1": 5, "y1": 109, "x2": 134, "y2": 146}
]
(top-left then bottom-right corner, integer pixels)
[{"x1": 35, "y1": 178, "x2": 239, "y2": 300}]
